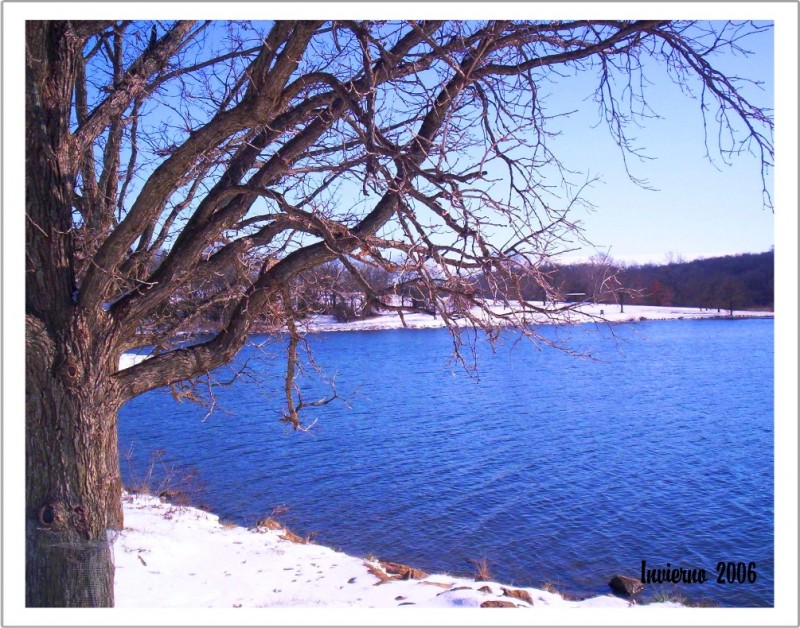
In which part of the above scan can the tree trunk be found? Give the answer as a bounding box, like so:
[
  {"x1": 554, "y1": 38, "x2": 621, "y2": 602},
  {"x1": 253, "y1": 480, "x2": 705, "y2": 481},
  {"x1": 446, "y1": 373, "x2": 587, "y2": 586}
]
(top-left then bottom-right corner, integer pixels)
[
  {"x1": 26, "y1": 316, "x2": 123, "y2": 607},
  {"x1": 25, "y1": 22, "x2": 125, "y2": 606}
]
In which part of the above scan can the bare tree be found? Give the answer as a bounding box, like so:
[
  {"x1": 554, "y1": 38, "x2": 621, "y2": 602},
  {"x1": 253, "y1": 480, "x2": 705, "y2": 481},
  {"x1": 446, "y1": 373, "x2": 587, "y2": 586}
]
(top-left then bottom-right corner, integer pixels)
[
  {"x1": 716, "y1": 275, "x2": 748, "y2": 315},
  {"x1": 583, "y1": 252, "x2": 631, "y2": 308},
  {"x1": 25, "y1": 19, "x2": 772, "y2": 606}
]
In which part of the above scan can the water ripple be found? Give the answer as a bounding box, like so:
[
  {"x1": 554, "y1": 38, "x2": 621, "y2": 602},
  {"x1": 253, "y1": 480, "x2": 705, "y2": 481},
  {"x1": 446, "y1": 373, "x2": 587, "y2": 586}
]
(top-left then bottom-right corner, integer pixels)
[{"x1": 119, "y1": 319, "x2": 773, "y2": 607}]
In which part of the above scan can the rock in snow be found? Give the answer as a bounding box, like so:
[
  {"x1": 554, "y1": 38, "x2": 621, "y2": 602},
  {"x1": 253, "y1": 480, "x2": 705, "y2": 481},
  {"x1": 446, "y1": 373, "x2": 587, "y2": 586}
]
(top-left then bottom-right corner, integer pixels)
[{"x1": 609, "y1": 574, "x2": 645, "y2": 596}]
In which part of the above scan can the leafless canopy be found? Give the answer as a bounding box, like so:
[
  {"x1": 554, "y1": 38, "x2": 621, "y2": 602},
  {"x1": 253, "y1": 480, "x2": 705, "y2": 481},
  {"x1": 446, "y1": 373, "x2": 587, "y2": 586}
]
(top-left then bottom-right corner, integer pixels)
[{"x1": 26, "y1": 20, "x2": 773, "y2": 424}]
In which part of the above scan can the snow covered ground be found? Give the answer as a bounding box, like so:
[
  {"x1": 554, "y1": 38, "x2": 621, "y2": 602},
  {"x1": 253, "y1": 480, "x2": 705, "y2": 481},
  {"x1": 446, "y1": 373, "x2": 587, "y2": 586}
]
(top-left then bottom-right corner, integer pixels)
[
  {"x1": 115, "y1": 491, "x2": 682, "y2": 609},
  {"x1": 117, "y1": 303, "x2": 773, "y2": 370}
]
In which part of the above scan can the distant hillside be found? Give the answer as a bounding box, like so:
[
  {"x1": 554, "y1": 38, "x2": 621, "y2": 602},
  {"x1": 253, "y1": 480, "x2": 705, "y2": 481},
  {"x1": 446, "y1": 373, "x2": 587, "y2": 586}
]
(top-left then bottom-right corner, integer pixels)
[{"x1": 553, "y1": 250, "x2": 774, "y2": 312}]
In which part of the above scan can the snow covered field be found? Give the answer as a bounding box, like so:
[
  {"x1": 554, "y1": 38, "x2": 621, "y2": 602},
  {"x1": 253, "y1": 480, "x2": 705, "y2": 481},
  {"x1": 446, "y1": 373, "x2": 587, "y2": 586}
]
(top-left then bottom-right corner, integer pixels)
[{"x1": 115, "y1": 492, "x2": 681, "y2": 609}]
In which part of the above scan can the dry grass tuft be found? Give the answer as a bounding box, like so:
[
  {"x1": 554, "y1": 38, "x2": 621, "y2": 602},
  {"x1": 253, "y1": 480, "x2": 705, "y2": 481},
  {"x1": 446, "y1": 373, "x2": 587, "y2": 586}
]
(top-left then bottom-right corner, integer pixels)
[{"x1": 469, "y1": 557, "x2": 492, "y2": 581}]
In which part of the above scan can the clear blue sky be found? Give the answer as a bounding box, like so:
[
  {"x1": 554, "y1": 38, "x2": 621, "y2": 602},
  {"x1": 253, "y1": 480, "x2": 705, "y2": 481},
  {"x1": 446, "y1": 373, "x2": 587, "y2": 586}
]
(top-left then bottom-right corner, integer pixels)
[{"x1": 536, "y1": 23, "x2": 774, "y2": 265}]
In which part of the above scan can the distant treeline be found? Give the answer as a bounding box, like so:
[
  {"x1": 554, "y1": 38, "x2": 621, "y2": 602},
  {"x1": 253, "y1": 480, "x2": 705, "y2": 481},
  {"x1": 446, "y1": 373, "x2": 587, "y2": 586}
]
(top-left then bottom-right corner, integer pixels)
[
  {"x1": 145, "y1": 248, "x2": 773, "y2": 334},
  {"x1": 542, "y1": 249, "x2": 774, "y2": 312}
]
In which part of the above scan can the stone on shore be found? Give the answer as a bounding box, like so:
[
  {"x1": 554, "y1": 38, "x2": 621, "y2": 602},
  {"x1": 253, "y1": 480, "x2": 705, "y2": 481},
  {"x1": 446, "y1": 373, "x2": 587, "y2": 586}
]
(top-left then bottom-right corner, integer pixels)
[{"x1": 608, "y1": 574, "x2": 644, "y2": 596}]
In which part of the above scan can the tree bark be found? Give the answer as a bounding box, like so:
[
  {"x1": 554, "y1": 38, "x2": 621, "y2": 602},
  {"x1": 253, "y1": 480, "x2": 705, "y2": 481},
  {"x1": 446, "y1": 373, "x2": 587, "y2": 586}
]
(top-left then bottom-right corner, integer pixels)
[
  {"x1": 26, "y1": 315, "x2": 124, "y2": 607},
  {"x1": 26, "y1": 22, "x2": 123, "y2": 606}
]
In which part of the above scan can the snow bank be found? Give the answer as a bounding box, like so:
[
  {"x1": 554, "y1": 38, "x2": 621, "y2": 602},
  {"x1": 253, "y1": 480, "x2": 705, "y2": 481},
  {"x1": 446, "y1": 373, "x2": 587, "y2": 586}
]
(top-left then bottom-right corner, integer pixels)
[{"x1": 114, "y1": 492, "x2": 681, "y2": 609}]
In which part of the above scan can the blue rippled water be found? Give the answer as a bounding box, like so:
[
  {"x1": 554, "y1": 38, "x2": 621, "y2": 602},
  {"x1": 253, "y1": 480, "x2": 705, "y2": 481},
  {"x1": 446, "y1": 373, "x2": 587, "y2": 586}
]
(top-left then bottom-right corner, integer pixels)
[{"x1": 118, "y1": 319, "x2": 774, "y2": 606}]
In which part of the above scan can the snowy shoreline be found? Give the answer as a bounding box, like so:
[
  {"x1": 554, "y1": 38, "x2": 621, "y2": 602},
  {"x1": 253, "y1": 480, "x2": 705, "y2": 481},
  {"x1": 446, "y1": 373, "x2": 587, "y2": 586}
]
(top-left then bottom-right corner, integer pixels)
[
  {"x1": 296, "y1": 303, "x2": 772, "y2": 334},
  {"x1": 115, "y1": 491, "x2": 683, "y2": 609},
  {"x1": 118, "y1": 304, "x2": 773, "y2": 369}
]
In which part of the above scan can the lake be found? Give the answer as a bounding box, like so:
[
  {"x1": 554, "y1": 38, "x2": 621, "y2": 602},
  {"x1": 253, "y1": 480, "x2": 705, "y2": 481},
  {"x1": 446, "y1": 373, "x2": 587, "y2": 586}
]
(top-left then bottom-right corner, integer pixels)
[{"x1": 118, "y1": 318, "x2": 774, "y2": 607}]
